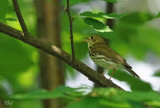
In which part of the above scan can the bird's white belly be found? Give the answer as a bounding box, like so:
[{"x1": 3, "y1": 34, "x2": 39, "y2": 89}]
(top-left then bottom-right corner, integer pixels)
[
  {"x1": 90, "y1": 54, "x2": 121, "y2": 69},
  {"x1": 92, "y1": 58, "x2": 116, "y2": 68},
  {"x1": 89, "y1": 48, "x2": 121, "y2": 69}
]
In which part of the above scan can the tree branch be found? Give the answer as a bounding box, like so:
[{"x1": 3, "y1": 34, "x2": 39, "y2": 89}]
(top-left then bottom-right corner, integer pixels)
[
  {"x1": 12, "y1": 0, "x2": 29, "y2": 37},
  {"x1": 66, "y1": 0, "x2": 75, "y2": 62},
  {"x1": 0, "y1": 22, "x2": 123, "y2": 90}
]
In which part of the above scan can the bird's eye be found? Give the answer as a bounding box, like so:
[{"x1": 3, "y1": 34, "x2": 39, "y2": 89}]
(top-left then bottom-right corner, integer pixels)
[{"x1": 91, "y1": 36, "x2": 93, "y2": 39}]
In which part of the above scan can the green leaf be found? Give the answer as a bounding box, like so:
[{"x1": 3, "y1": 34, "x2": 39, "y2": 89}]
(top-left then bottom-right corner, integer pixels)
[
  {"x1": 122, "y1": 91, "x2": 160, "y2": 102},
  {"x1": 154, "y1": 70, "x2": 160, "y2": 77},
  {"x1": 155, "y1": 12, "x2": 160, "y2": 18},
  {"x1": 93, "y1": 88, "x2": 160, "y2": 107},
  {"x1": 10, "y1": 86, "x2": 160, "y2": 108},
  {"x1": 0, "y1": 0, "x2": 9, "y2": 20},
  {"x1": 1, "y1": 18, "x2": 17, "y2": 22},
  {"x1": 108, "y1": 70, "x2": 152, "y2": 91},
  {"x1": 100, "y1": 100, "x2": 129, "y2": 108},
  {"x1": 67, "y1": 97, "x2": 100, "y2": 108},
  {"x1": 62, "y1": 0, "x2": 89, "y2": 6},
  {"x1": 80, "y1": 11, "x2": 125, "y2": 19},
  {"x1": 83, "y1": 18, "x2": 112, "y2": 32},
  {"x1": 127, "y1": 101, "x2": 146, "y2": 108},
  {"x1": 11, "y1": 86, "x2": 85, "y2": 100},
  {"x1": 102, "y1": 0, "x2": 118, "y2": 3}
]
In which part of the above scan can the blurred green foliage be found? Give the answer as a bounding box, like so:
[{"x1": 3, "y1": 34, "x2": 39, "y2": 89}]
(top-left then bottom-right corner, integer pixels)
[
  {"x1": 0, "y1": 0, "x2": 9, "y2": 21},
  {"x1": 11, "y1": 86, "x2": 160, "y2": 108},
  {"x1": 113, "y1": 12, "x2": 160, "y2": 59},
  {"x1": 0, "y1": 0, "x2": 38, "y2": 89},
  {"x1": 108, "y1": 69, "x2": 152, "y2": 91},
  {"x1": 62, "y1": 0, "x2": 90, "y2": 6},
  {"x1": 0, "y1": 0, "x2": 39, "y2": 107},
  {"x1": 11, "y1": 86, "x2": 84, "y2": 100},
  {"x1": 154, "y1": 70, "x2": 160, "y2": 77},
  {"x1": 0, "y1": 34, "x2": 37, "y2": 86},
  {"x1": 0, "y1": 0, "x2": 160, "y2": 108},
  {"x1": 102, "y1": 0, "x2": 118, "y2": 3}
]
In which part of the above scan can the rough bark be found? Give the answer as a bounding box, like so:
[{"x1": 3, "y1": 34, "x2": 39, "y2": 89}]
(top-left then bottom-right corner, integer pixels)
[{"x1": 34, "y1": 0, "x2": 64, "y2": 108}]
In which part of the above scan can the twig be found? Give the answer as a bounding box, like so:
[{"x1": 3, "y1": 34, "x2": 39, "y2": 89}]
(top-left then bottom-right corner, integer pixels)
[
  {"x1": 0, "y1": 22, "x2": 123, "y2": 90},
  {"x1": 66, "y1": 0, "x2": 75, "y2": 62},
  {"x1": 12, "y1": 0, "x2": 28, "y2": 37}
]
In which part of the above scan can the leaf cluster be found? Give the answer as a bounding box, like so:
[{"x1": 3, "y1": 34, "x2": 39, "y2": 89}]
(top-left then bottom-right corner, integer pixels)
[{"x1": 10, "y1": 86, "x2": 160, "y2": 108}]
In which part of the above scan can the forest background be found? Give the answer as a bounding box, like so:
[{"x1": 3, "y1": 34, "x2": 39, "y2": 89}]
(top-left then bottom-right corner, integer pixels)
[{"x1": 0, "y1": 0, "x2": 160, "y2": 108}]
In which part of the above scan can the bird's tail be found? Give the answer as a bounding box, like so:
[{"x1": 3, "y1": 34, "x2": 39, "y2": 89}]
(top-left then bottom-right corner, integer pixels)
[{"x1": 124, "y1": 65, "x2": 140, "y2": 79}]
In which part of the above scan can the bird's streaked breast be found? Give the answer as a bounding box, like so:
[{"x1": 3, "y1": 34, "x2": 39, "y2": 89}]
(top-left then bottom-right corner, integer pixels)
[{"x1": 88, "y1": 46, "x2": 117, "y2": 68}]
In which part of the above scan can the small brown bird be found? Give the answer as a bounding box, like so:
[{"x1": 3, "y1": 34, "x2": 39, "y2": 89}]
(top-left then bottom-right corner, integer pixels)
[{"x1": 84, "y1": 35, "x2": 140, "y2": 80}]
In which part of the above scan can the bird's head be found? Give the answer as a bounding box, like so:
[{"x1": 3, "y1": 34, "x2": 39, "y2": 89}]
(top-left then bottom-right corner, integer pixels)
[{"x1": 84, "y1": 35, "x2": 107, "y2": 46}]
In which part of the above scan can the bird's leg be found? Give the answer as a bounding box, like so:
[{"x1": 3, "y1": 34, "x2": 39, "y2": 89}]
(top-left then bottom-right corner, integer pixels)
[
  {"x1": 100, "y1": 65, "x2": 113, "y2": 85},
  {"x1": 101, "y1": 65, "x2": 113, "y2": 76},
  {"x1": 109, "y1": 68, "x2": 116, "y2": 81}
]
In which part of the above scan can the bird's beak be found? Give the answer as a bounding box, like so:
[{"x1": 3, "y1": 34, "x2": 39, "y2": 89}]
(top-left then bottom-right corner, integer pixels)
[{"x1": 83, "y1": 37, "x2": 89, "y2": 42}]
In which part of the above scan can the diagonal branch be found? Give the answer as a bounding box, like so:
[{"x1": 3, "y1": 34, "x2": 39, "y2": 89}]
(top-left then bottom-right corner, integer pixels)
[
  {"x1": 12, "y1": 0, "x2": 28, "y2": 37},
  {"x1": 66, "y1": 0, "x2": 75, "y2": 62},
  {"x1": 0, "y1": 22, "x2": 123, "y2": 90}
]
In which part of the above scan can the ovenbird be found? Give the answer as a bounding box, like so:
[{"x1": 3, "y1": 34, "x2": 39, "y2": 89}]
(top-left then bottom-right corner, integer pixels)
[{"x1": 84, "y1": 35, "x2": 140, "y2": 80}]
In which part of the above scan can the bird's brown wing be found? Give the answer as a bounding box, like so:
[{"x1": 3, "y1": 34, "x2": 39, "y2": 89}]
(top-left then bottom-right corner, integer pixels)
[
  {"x1": 93, "y1": 44, "x2": 140, "y2": 78},
  {"x1": 93, "y1": 44, "x2": 126, "y2": 64}
]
